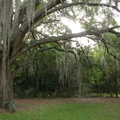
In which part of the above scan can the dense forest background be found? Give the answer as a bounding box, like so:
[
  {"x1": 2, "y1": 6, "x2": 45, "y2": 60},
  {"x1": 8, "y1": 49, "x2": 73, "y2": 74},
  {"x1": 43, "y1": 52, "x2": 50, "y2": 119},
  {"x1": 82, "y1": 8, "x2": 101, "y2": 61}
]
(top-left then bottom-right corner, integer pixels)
[
  {"x1": 10, "y1": 0, "x2": 120, "y2": 99},
  {"x1": 14, "y1": 41, "x2": 120, "y2": 98}
]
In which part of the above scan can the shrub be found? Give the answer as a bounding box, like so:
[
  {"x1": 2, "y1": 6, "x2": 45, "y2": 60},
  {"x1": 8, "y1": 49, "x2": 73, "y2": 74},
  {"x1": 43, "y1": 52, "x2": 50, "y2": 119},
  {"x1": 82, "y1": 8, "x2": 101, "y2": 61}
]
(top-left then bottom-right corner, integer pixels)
[{"x1": 24, "y1": 88, "x2": 36, "y2": 98}]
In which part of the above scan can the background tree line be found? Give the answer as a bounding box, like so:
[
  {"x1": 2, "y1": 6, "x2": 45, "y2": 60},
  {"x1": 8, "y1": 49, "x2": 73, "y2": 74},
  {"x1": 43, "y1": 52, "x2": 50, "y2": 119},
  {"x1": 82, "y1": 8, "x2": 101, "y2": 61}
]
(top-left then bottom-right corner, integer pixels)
[{"x1": 13, "y1": 39, "x2": 120, "y2": 98}]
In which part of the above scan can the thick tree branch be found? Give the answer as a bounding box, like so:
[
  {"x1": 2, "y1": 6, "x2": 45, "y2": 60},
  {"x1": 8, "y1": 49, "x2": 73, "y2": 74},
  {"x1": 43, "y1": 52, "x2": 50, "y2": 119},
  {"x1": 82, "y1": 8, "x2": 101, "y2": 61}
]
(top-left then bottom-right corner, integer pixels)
[
  {"x1": 12, "y1": 44, "x2": 60, "y2": 76},
  {"x1": 102, "y1": 38, "x2": 120, "y2": 61},
  {"x1": 11, "y1": 0, "x2": 120, "y2": 62},
  {"x1": 55, "y1": 48, "x2": 77, "y2": 60},
  {"x1": 87, "y1": 35, "x2": 120, "y2": 51},
  {"x1": 47, "y1": 1, "x2": 120, "y2": 16},
  {"x1": 18, "y1": 0, "x2": 40, "y2": 26},
  {"x1": 10, "y1": 26, "x2": 120, "y2": 63},
  {"x1": 12, "y1": 0, "x2": 66, "y2": 58},
  {"x1": 88, "y1": 35, "x2": 120, "y2": 61},
  {"x1": 110, "y1": 30, "x2": 120, "y2": 37}
]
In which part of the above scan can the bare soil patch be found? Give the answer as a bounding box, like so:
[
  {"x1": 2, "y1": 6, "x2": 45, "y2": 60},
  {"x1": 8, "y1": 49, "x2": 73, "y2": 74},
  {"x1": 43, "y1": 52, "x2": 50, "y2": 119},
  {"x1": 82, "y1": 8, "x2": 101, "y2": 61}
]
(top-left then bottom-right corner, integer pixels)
[{"x1": 1, "y1": 97, "x2": 120, "y2": 113}]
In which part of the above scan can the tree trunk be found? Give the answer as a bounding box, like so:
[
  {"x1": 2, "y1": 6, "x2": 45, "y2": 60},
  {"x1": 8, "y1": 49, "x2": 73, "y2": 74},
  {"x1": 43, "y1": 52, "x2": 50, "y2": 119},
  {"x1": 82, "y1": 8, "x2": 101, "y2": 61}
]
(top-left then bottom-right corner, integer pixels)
[
  {"x1": 0, "y1": 62, "x2": 16, "y2": 112},
  {"x1": 115, "y1": 79, "x2": 119, "y2": 98},
  {"x1": 115, "y1": 92, "x2": 118, "y2": 98},
  {"x1": 0, "y1": 66, "x2": 2, "y2": 107}
]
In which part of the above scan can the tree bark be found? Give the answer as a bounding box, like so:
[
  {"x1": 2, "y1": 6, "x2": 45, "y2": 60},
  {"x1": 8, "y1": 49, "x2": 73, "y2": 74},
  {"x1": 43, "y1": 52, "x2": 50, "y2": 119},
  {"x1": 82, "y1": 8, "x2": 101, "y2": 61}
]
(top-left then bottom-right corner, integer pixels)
[
  {"x1": 0, "y1": 62, "x2": 16, "y2": 112},
  {"x1": 0, "y1": 66, "x2": 2, "y2": 107}
]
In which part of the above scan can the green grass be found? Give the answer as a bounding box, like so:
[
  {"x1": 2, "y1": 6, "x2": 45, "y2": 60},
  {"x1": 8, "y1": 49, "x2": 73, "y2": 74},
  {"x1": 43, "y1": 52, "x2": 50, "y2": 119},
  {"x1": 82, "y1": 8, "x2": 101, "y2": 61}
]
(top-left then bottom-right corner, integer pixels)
[{"x1": 0, "y1": 103, "x2": 120, "y2": 120}]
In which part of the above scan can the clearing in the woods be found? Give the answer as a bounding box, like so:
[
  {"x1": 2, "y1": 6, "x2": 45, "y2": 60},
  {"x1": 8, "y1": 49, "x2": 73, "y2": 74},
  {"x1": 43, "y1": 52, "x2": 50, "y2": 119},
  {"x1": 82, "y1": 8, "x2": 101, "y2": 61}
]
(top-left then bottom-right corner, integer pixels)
[
  {"x1": 0, "y1": 98, "x2": 120, "y2": 120},
  {"x1": 0, "y1": 97, "x2": 120, "y2": 113}
]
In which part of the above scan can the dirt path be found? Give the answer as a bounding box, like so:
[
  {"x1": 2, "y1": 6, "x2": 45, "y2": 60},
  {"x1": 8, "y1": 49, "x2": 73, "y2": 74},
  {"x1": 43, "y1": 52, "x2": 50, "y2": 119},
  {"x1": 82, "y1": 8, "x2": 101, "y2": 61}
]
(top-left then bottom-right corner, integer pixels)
[{"x1": 1, "y1": 97, "x2": 120, "y2": 113}]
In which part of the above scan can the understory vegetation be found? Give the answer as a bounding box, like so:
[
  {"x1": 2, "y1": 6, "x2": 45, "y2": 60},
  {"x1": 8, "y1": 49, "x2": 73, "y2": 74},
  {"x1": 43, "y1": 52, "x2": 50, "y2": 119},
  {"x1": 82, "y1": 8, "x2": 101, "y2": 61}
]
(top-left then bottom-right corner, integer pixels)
[{"x1": 13, "y1": 42, "x2": 120, "y2": 98}]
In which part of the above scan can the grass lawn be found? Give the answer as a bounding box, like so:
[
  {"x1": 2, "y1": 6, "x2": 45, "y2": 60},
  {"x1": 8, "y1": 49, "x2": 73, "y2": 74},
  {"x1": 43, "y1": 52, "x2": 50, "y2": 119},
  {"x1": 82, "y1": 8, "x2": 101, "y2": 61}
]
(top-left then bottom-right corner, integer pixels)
[{"x1": 0, "y1": 102, "x2": 120, "y2": 120}]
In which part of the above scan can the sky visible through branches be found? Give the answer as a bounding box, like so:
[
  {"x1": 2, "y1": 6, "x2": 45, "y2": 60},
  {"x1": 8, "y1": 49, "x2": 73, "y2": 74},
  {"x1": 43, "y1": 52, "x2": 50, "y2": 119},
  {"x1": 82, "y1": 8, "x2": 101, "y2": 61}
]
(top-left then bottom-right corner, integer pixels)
[{"x1": 21, "y1": 0, "x2": 120, "y2": 47}]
